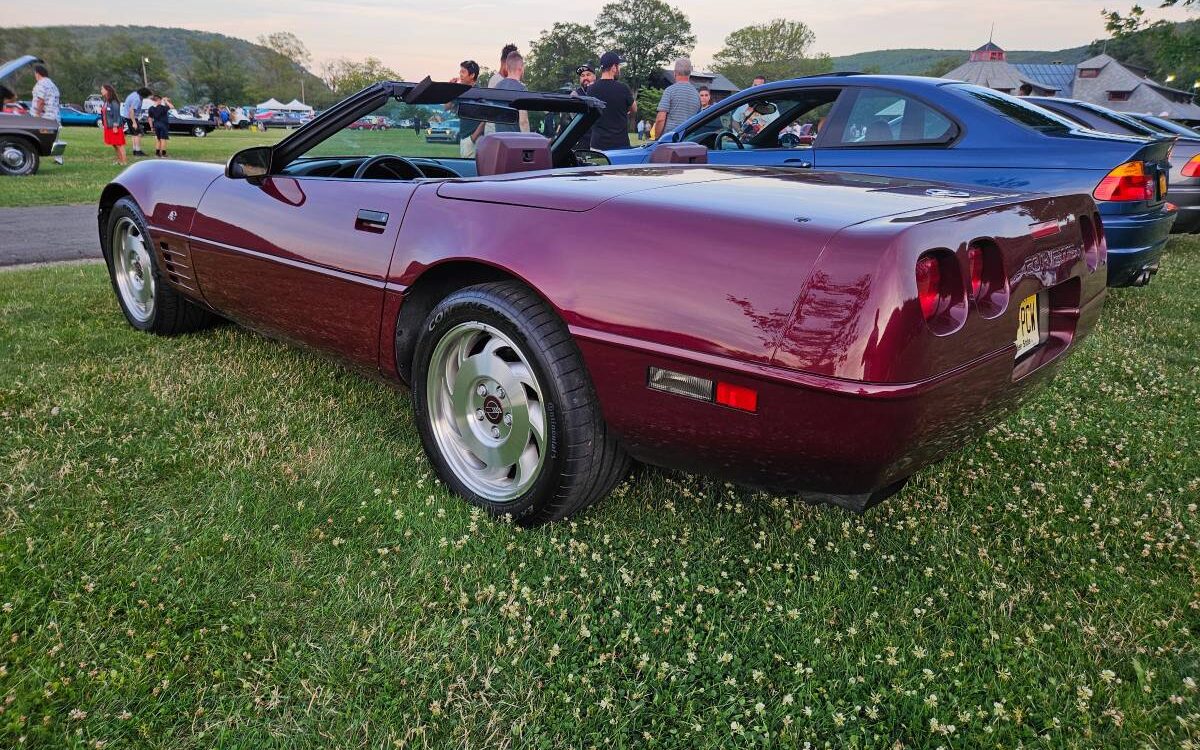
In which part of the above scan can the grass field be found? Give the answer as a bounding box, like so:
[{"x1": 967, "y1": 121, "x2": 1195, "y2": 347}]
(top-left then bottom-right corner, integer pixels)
[
  {"x1": 0, "y1": 126, "x2": 468, "y2": 208},
  {"x1": 0, "y1": 238, "x2": 1197, "y2": 748}
]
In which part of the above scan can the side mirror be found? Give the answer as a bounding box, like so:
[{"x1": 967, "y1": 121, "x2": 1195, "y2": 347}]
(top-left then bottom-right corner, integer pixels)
[
  {"x1": 573, "y1": 149, "x2": 611, "y2": 167},
  {"x1": 227, "y1": 146, "x2": 272, "y2": 181}
]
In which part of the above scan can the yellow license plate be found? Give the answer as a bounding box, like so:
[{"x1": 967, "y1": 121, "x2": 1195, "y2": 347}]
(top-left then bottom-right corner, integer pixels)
[
  {"x1": 1015, "y1": 294, "x2": 1042, "y2": 358},
  {"x1": 1159, "y1": 173, "x2": 1168, "y2": 199}
]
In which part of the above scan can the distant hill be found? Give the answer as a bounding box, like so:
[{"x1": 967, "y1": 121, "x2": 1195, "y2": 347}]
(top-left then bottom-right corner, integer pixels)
[
  {"x1": 1, "y1": 25, "x2": 333, "y2": 105},
  {"x1": 831, "y1": 45, "x2": 1093, "y2": 75}
]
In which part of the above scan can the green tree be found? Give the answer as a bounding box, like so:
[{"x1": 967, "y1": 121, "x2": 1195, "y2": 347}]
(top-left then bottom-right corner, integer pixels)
[
  {"x1": 184, "y1": 37, "x2": 248, "y2": 104},
  {"x1": 595, "y1": 0, "x2": 695, "y2": 92},
  {"x1": 321, "y1": 57, "x2": 401, "y2": 97},
  {"x1": 92, "y1": 33, "x2": 172, "y2": 95},
  {"x1": 920, "y1": 56, "x2": 963, "y2": 79},
  {"x1": 636, "y1": 87, "x2": 663, "y2": 128},
  {"x1": 0, "y1": 28, "x2": 97, "y2": 103},
  {"x1": 256, "y1": 32, "x2": 311, "y2": 101},
  {"x1": 527, "y1": 22, "x2": 599, "y2": 93},
  {"x1": 711, "y1": 19, "x2": 832, "y2": 88},
  {"x1": 1095, "y1": 10, "x2": 1199, "y2": 98}
]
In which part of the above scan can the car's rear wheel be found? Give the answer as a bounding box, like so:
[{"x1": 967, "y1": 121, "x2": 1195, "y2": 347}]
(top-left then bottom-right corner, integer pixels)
[
  {"x1": 103, "y1": 197, "x2": 216, "y2": 335},
  {"x1": 0, "y1": 138, "x2": 38, "y2": 176},
  {"x1": 191, "y1": 126, "x2": 207, "y2": 138},
  {"x1": 412, "y1": 281, "x2": 629, "y2": 526}
]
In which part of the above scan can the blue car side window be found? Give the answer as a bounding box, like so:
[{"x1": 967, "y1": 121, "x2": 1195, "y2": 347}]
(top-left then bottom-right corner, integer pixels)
[{"x1": 834, "y1": 90, "x2": 955, "y2": 146}]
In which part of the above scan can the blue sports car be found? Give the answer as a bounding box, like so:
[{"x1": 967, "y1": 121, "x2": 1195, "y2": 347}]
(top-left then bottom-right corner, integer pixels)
[
  {"x1": 59, "y1": 105, "x2": 100, "y2": 127},
  {"x1": 1024, "y1": 97, "x2": 1200, "y2": 235},
  {"x1": 608, "y1": 75, "x2": 1177, "y2": 287}
]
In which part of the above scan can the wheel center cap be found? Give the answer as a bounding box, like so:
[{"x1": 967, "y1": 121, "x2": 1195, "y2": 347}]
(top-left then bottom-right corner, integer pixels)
[{"x1": 482, "y1": 395, "x2": 504, "y2": 424}]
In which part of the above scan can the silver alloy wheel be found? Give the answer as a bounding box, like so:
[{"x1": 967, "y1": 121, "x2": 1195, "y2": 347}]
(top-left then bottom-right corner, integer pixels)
[
  {"x1": 426, "y1": 322, "x2": 548, "y2": 503},
  {"x1": 112, "y1": 216, "x2": 155, "y2": 323}
]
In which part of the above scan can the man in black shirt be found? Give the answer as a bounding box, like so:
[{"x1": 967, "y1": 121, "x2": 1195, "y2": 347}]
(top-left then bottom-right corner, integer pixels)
[{"x1": 586, "y1": 51, "x2": 636, "y2": 151}]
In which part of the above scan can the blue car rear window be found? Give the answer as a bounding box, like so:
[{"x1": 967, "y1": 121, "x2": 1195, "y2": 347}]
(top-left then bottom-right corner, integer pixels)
[{"x1": 948, "y1": 84, "x2": 1074, "y2": 133}]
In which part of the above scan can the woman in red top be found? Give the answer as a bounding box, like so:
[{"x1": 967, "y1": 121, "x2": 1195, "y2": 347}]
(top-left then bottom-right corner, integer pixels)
[{"x1": 99, "y1": 84, "x2": 127, "y2": 166}]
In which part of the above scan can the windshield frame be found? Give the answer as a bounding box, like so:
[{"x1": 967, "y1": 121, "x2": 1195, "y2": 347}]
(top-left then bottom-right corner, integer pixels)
[{"x1": 268, "y1": 80, "x2": 603, "y2": 174}]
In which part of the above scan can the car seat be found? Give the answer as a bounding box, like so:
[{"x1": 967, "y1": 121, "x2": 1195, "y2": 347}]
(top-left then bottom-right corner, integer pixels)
[
  {"x1": 475, "y1": 132, "x2": 552, "y2": 176},
  {"x1": 864, "y1": 119, "x2": 894, "y2": 142}
]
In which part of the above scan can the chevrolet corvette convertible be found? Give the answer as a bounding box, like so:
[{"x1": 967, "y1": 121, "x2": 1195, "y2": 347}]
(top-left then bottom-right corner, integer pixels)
[{"x1": 97, "y1": 79, "x2": 1107, "y2": 525}]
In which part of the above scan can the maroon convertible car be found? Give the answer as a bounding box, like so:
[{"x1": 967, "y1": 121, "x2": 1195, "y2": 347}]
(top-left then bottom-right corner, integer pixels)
[{"x1": 97, "y1": 79, "x2": 1107, "y2": 525}]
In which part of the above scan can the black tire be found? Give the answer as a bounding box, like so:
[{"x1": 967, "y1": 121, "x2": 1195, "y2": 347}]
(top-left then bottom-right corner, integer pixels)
[
  {"x1": 102, "y1": 197, "x2": 216, "y2": 336},
  {"x1": 412, "y1": 281, "x2": 630, "y2": 526},
  {"x1": 0, "y1": 137, "x2": 39, "y2": 176}
]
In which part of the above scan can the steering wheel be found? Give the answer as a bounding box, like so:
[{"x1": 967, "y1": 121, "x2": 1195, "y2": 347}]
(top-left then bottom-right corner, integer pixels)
[
  {"x1": 714, "y1": 130, "x2": 744, "y2": 151},
  {"x1": 353, "y1": 154, "x2": 425, "y2": 180}
]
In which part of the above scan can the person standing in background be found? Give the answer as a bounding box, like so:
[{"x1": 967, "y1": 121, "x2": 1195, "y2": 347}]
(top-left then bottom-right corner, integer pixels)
[
  {"x1": 488, "y1": 43, "x2": 518, "y2": 88},
  {"x1": 30, "y1": 64, "x2": 60, "y2": 122},
  {"x1": 450, "y1": 59, "x2": 484, "y2": 157},
  {"x1": 586, "y1": 51, "x2": 635, "y2": 150},
  {"x1": 484, "y1": 43, "x2": 518, "y2": 138},
  {"x1": 565, "y1": 64, "x2": 596, "y2": 147},
  {"x1": 492, "y1": 52, "x2": 529, "y2": 133},
  {"x1": 122, "y1": 86, "x2": 150, "y2": 157},
  {"x1": 636, "y1": 119, "x2": 645, "y2": 140},
  {"x1": 99, "y1": 84, "x2": 127, "y2": 166},
  {"x1": 692, "y1": 86, "x2": 722, "y2": 138},
  {"x1": 146, "y1": 94, "x2": 172, "y2": 158},
  {"x1": 655, "y1": 57, "x2": 700, "y2": 138}
]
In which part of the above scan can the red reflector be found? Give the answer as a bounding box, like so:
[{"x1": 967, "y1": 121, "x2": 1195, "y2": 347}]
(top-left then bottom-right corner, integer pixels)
[
  {"x1": 715, "y1": 382, "x2": 758, "y2": 412},
  {"x1": 1165, "y1": 202, "x2": 1177, "y2": 211},
  {"x1": 1029, "y1": 220, "x2": 1061, "y2": 239},
  {"x1": 915, "y1": 255, "x2": 941, "y2": 320}
]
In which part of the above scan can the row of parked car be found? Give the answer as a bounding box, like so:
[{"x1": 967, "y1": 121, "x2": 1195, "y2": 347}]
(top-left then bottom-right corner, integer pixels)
[{"x1": 608, "y1": 73, "x2": 1200, "y2": 287}]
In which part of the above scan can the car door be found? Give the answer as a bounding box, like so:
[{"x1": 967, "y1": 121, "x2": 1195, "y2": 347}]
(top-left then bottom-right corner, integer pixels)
[
  {"x1": 674, "y1": 88, "x2": 844, "y2": 169},
  {"x1": 811, "y1": 86, "x2": 963, "y2": 180},
  {"x1": 189, "y1": 174, "x2": 415, "y2": 370}
]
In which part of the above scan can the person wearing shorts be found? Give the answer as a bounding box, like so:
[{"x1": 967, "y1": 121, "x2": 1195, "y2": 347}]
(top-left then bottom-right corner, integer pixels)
[
  {"x1": 122, "y1": 87, "x2": 150, "y2": 156},
  {"x1": 146, "y1": 95, "x2": 172, "y2": 158}
]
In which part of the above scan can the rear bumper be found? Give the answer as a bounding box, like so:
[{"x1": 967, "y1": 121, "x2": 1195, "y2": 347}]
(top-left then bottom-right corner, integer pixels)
[
  {"x1": 1169, "y1": 185, "x2": 1200, "y2": 234},
  {"x1": 1102, "y1": 204, "x2": 1177, "y2": 286},
  {"x1": 50, "y1": 140, "x2": 66, "y2": 157},
  {"x1": 575, "y1": 287, "x2": 1104, "y2": 510}
]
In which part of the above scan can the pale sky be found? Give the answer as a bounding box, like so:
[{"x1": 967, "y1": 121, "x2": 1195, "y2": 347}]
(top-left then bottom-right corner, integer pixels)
[{"x1": 16, "y1": 0, "x2": 1196, "y2": 77}]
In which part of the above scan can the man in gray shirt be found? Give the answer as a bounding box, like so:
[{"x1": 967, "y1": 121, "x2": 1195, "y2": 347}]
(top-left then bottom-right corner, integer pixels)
[
  {"x1": 655, "y1": 57, "x2": 700, "y2": 138},
  {"x1": 492, "y1": 52, "x2": 529, "y2": 133}
]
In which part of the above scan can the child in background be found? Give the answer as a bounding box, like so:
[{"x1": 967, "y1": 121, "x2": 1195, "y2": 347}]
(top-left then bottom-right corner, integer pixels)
[{"x1": 146, "y1": 95, "x2": 172, "y2": 158}]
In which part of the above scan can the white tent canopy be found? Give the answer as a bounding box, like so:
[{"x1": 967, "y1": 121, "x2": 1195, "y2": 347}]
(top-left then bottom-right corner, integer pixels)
[
  {"x1": 284, "y1": 99, "x2": 313, "y2": 112},
  {"x1": 255, "y1": 97, "x2": 286, "y2": 111}
]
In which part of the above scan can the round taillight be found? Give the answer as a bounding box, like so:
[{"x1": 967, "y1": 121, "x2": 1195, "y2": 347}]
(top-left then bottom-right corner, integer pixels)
[
  {"x1": 915, "y1": 254, "x2": 941, "y2": 320},
  {"x1": 915, "y1": 249, "x2": 967, "y2": 334},
  {"x1": 964, "y1": 239, "x2": 1009, "y2": 319}
]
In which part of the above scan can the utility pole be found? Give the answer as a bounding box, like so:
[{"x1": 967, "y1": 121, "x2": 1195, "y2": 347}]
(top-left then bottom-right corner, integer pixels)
[
  {"x1": 300, "y1": 76, "x2": 305, "y2": 104},
  {"x1": 141, "y1": 57, "x2": 149, "y2": 87}
]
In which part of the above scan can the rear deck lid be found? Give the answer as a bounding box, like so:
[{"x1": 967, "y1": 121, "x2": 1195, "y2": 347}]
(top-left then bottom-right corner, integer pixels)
[
  {"x1": 435, "y1": 166, "x2": 746, "y2": 212},
  {"x1": 437, "y1": 165, "x2": 1016, "y2": 217}
]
